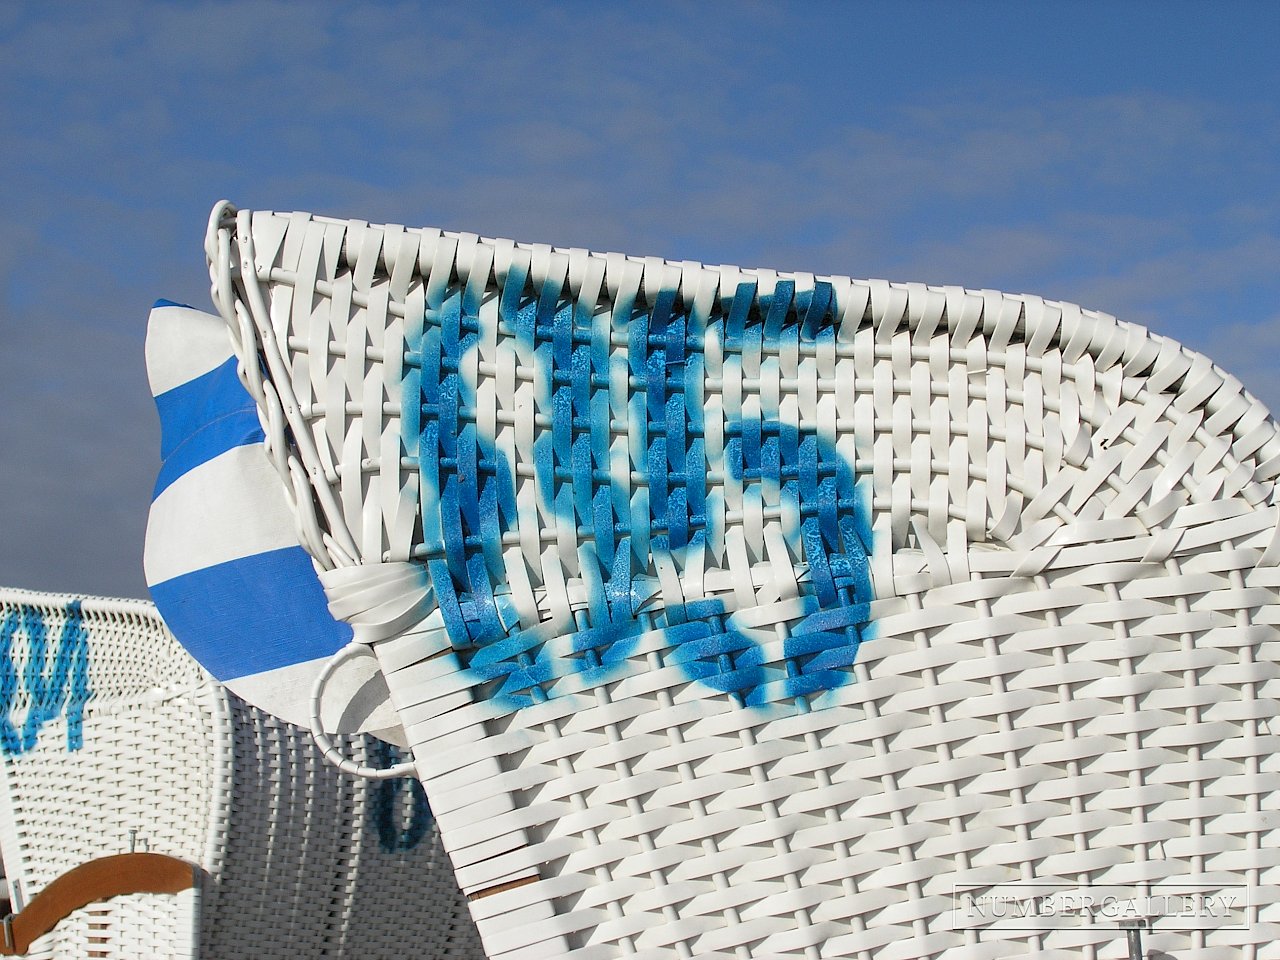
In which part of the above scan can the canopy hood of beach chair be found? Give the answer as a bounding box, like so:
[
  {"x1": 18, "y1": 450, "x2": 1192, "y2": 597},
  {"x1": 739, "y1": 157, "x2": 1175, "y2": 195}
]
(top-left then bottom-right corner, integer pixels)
[{"x1": 177, "y1": 201, "x2": 1280, "y2": 959}]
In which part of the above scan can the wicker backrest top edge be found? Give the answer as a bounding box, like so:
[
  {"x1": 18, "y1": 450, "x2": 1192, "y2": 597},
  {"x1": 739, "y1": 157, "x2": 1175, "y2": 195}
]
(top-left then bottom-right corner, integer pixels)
[
  {"x1": 209, "y1": 202, "x2": 1280, "y2": 469},
  {"x1": 0, "y1": 588, "x2": 161, "y2": 624}
]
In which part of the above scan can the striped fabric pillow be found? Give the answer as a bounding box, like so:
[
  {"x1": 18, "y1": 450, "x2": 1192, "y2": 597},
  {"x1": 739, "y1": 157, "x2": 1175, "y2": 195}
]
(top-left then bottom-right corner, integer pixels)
[{"x1": 143, "y1": 300, "x2": 386, "y2": 732}]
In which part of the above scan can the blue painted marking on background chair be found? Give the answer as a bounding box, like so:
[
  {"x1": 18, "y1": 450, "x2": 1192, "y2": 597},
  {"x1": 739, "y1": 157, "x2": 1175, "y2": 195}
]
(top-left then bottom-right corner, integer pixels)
[
  {"x1": 369, "y1": 741, "x2": 433, "y2": 852},
  {"x1": 0, "y1": 602, "x2": 91, "y2": 753},
  {"x1": 406, "y1": 279, "x2": 875, "y2": 712}
]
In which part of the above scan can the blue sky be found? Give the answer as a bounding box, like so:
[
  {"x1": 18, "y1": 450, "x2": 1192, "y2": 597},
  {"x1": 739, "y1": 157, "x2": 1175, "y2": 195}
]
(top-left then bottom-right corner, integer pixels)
[{"x1": 1, "y1": 1, "x2": 1277, "y2": 598}]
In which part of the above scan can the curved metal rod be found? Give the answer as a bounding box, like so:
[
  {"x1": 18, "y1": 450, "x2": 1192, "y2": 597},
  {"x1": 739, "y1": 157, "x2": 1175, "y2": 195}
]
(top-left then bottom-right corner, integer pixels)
[{"x1": 309, "y1": 643, "x2": 418, "y2": 780}]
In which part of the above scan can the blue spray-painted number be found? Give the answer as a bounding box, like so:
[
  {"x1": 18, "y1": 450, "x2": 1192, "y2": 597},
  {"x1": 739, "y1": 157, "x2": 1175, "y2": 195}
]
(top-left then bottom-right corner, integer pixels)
[
  {"x1": 408, "y1": 281, "x2": 875, "y2": 712},
  {"x1": 0, "y1": 602, "x2": 92, "y2": 754},
  {"x1": 368, "y1": 741, "x2": 433, "y2": 852}
]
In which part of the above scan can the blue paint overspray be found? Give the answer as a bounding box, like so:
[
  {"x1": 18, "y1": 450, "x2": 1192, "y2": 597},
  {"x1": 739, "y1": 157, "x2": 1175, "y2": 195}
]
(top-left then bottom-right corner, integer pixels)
[
  {"x1": 405, "y1": 275, "x2": 875, "y2": 712},
  {"x1": 369, "y1": 741, "x2": 433, "y2": 852},
  {"x1": 0, "y1": 602, "x2": 91, "y2": 753}
]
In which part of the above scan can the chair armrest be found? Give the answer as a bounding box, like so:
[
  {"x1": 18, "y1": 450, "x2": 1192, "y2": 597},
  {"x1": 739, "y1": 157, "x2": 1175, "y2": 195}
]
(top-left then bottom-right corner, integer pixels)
[{"x1": 1, "y1": 853, "x2": 195, "y2": 955}]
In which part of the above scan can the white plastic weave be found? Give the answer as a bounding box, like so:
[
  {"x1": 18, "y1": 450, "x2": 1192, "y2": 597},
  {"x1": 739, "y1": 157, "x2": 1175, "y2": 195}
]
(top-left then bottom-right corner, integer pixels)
[
  {"x1": 207, "y1": 202, "x2": 1279, "y2": 959},
  {"x1": 0, "y1": 587, "x2": 483, "y2": 959}
]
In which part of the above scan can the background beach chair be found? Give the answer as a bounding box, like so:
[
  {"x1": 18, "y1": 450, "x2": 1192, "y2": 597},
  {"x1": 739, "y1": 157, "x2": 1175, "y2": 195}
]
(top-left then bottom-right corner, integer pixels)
[
  {"x1": 0, "y1": 587, "x2": 483, "y2": 958},
  {"x1": 196, "y1": 202, "x2": 1278, "y2": 959}
]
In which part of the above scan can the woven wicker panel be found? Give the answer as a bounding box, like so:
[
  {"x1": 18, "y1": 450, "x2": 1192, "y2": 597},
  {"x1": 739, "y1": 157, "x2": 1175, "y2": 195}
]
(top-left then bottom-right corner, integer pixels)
[
  {"x1": 205, "y1": 699, "x2": 484, "y2": 959},
  {"x1": 0, "y1": 590, "x2": 211, "y2": 958},
  {"x1": 320, "y1": 738, "x2": 487, "y2": 960},
  {"x1": 207, "y1": 204, "x2": 1280, "y2": 960},
  {"x1": 0, "y1": 588, "x2": 484, "y2": 959}
]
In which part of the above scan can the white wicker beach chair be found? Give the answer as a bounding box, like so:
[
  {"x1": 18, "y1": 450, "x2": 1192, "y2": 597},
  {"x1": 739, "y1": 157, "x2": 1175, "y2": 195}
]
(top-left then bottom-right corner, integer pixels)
[
  {"x1": 199, "y1": 201, "x2": 1278, "y2": 960},
  {"x1": 0, "y1": 587, "x2": 483, "y2": 958}
]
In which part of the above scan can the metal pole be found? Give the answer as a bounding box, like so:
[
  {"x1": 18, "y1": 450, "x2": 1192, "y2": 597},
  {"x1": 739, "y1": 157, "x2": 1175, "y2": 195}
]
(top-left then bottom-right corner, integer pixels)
[{"x1": 1121, "y1": 920, "x2": 1145, "y2": 960}]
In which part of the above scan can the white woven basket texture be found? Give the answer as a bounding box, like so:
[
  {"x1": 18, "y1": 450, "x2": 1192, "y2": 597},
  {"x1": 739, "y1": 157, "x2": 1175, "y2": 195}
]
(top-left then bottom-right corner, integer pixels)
[
  {"x1": 0, "y1": 588, "x2": 483, "y2": 959},
  {"x1": 208, "y1": 207, "x2": 1280, "y2": 960},
  {"x1": 0, "y1": 589, "x2": 208, "y2": 959}
]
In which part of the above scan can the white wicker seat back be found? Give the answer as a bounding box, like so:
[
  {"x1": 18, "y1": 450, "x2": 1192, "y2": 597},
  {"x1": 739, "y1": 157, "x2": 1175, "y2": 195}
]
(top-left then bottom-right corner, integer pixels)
[
  {"x1": 0, "y1": 587, "x2": 484, "y2": 959},
  {"x1": 206, "y1": 203, "x2": 1279, "y2": 959}
]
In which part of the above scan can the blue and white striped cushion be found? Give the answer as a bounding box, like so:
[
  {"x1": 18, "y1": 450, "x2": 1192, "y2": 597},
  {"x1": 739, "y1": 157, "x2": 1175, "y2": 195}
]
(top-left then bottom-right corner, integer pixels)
[{"x1": 143, "y1": 300, "x2": 353, "y2": 725}]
